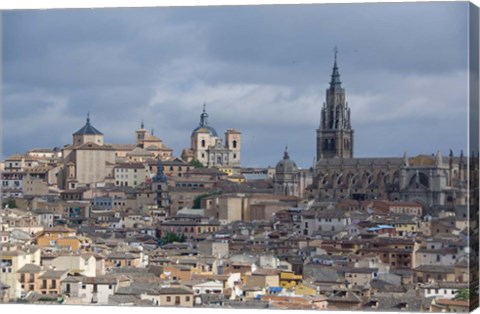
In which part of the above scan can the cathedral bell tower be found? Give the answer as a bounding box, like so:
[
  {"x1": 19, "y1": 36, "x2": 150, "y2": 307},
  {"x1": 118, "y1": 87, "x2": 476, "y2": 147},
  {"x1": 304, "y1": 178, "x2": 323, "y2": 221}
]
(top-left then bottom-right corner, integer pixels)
[{"x1": 316, "y1": 48, "x2": 354, "y2": 161}]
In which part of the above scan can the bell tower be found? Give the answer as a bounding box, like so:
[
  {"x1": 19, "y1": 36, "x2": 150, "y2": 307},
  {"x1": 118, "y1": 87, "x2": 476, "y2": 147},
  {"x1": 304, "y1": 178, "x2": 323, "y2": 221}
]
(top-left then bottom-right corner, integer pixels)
[{"x1": 316, "y1": 48, "x2": 354, "y2": 160}]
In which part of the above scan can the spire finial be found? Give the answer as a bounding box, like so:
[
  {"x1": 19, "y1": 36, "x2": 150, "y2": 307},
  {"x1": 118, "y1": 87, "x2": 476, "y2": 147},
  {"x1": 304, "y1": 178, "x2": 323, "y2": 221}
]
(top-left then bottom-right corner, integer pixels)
[
  {"x1": 330, "y1": 47, "x2": 342, "y2": 89},
  {"x1": 284, "y1": 146, "x2": 289, "y2": 160},
  {"x1": 87, "y1": 112, "x2": 90, "y2": 124},
  {"x1": 141, "y1": 119, "x2": 144, "y2": 129},
  {"x1": 200, "y1": 103, "x2": 209, "y2": 127}
]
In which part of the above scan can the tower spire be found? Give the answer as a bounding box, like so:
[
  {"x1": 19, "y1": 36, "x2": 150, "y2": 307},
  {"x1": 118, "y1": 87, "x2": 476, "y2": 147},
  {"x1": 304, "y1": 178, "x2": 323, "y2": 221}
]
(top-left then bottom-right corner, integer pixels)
[
  {"x1": 284, "y1": 146, "x2": 289, "y2": 160},
  {"x1": 200, "y1": 103, "x2": 209, "y2": 127},
  {"x1": 330, "y1": 47, "x2": 342, "y2": 89},
  {"x1": 86, "y1": 112, "x2": 90, "y2": 124}
]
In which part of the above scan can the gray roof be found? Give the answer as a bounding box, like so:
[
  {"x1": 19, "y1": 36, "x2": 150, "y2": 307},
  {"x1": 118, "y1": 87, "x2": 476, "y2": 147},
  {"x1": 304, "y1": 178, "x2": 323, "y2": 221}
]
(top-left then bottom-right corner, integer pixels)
[
  {"x1": 413, "y1": 265, "x2": 455, "y2": 273},
  {"x1": 38, "y1": 270, "x2": 69, "y2": 279},
  {"x1": 158, "y1": 286, "x2": 193, "y2": 295},
  {"x1": 73, "y1": 116, "x2": 103, "y2": 136},
  {"x1": 365, "y1": 289, "x2": 434, "y2": 312},
  {"x1": 17, "y1": 264, "x2": 43, "y2": 273}
]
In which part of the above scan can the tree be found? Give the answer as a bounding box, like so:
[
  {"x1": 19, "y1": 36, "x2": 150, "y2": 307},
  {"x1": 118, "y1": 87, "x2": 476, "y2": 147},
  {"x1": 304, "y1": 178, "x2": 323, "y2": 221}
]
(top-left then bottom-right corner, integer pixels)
[
  {"x1": 455, "y1": 288, "x2": 471, "y2": 300},
  {"x1": 3, "y1": 198, "x2": 17, "y2": 209},
  {"x1": 162, "y1": 232, "x2": 184, "y2": 245},
  {"x1": 192, "y1": 191, "x2": 222, "y2": 209},
  {"x1": 193, "y1": 193, "x2": 209, "y2": 209},
  {"x1": 189, "y1": 159, "x2": 204, "y2": 168}
]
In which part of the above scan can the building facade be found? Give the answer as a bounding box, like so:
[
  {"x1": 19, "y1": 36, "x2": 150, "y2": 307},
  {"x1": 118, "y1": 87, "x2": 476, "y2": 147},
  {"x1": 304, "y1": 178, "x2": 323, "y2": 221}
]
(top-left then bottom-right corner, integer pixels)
[
  {"x1": 60, "y1": 114, "x2": 115, "y2": 190},
  {"x1": 310, "y1": 52, "x2": 467, "y2": 207},
  {"x1": 182, "y1": 105, "x2": 241, "y2": 168}
]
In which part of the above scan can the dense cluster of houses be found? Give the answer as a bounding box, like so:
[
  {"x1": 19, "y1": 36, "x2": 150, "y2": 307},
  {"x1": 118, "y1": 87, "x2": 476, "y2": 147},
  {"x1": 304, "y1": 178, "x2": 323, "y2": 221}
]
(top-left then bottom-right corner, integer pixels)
[{"x1": 0, "y1": 189, "x2": 476, "y2": 311}]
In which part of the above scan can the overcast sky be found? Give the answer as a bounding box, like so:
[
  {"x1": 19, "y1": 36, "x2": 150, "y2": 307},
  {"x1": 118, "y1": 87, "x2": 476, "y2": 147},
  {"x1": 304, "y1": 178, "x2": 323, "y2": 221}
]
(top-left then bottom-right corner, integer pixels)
[{"x1": 2, "y1": 2, "x2": 470, "y2": 168}]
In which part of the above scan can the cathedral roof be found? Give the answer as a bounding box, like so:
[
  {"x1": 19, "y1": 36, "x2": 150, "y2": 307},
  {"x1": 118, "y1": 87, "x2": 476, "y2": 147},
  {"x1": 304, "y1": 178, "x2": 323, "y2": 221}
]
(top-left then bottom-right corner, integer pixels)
[
  {"x1": 127, "y1": 147, "x2": 154, "y2": 157},
  {"x1": 73, "y1": 114, "x2": 103, "y2": 136},
  {"x1": 410, "y1": 155, "x2": 436, "y2": 166}
]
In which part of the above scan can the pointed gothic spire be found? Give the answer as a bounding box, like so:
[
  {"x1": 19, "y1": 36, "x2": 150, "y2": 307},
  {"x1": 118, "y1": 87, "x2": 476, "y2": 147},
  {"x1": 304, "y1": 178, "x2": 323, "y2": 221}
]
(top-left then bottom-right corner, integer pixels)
[{"x1": 330, "y1": 46, "x2": 342, "y2": 89}]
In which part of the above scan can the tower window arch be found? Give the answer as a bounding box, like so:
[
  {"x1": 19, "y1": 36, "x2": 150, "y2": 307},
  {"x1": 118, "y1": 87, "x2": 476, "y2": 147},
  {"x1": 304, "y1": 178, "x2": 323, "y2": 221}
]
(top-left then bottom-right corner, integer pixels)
[
  {"x1": 232, "y1": 140, "x2": 237, "y2": 149},
  {"x1": 201, "y1": 140, "x2": 206, "y2": 148}
]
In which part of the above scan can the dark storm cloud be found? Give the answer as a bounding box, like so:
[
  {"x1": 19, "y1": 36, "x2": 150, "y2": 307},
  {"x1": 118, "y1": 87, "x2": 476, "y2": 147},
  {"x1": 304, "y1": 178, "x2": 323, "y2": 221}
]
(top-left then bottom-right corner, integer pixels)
[{"x1": 2, "y1": 2, "x2": 469, "y2": 167}]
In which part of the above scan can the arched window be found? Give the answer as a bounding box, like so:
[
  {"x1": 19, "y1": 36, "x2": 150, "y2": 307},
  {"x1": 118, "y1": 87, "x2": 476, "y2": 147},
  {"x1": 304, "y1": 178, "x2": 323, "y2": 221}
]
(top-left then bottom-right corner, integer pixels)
[
  {"x1": 232, "y1": 140, "x2": 237, "y2": 148},
  {"x1": 330, "y1": 139, "x2": 336, "y2": 150},
  {"x1": 201, "y1": 140, "x2": 206, "y2": 148}
]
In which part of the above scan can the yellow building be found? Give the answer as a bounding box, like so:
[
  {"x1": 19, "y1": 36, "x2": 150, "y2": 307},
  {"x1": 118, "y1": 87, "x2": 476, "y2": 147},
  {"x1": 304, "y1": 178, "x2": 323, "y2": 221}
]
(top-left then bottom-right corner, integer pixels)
[
  {"x1": 279, "y1": 271, "x2": 302, "y2": 289},
  {"x1": 218, "y1": 167, "x2": 234, "y2": 176},
  {"x1": 392, "y1": 219, "x2": 418, "y2": 235},
  {"x1": 295, "y1": 282, "x2": 318, "y2": 296},
  {"x1": 35, "y1": 226, "x2": 85, "y2": 251}
]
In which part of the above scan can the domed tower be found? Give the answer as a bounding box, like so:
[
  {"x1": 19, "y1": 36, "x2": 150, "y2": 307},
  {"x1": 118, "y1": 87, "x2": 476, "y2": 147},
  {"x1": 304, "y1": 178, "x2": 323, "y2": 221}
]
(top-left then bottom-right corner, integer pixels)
[
  {"x1": 274, "y1": 147, "x2": 300, "y2": 197},
  {"x1": 191, "y1": 104, "x2": 219, "y2": 165}
]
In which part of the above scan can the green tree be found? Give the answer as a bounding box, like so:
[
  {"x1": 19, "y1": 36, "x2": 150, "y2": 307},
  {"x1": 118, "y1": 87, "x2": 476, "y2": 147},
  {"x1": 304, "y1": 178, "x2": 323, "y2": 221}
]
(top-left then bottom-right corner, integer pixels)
[
  {"x1": 455, "y1": 288, "x2": 471, "y2": 300},
  {"x1": 3, "y1": 198, "x2": 17, "y2": 209},
  {"x1": 189, "y1": 159, "x2": 204, "y2": 168},
  {"x1": 192, "y1": 191, "x2": 222, "y2": 209},
  {"x1": 162, "y1": 232, "x2": 184, "y2": 244},
  {"x1": 193, "y1": 193, "x2": 209, "y2": 209}
]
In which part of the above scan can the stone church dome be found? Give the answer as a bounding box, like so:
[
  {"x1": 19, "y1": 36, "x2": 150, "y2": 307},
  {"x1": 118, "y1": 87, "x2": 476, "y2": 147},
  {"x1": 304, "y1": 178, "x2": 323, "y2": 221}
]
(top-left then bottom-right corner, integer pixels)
[
  {"x1": 276, "y1": 147, "x2": 298, "y2": 174},
  {"x1": 191, "y1": 104, "x2": 218, "y2": 137}
]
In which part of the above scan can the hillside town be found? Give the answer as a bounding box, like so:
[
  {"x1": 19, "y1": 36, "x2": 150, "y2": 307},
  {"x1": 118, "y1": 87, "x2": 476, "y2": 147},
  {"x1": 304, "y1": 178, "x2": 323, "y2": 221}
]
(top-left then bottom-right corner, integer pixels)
[{"x1": 1, "y1": 55, "x2": 478, "y2": 312}]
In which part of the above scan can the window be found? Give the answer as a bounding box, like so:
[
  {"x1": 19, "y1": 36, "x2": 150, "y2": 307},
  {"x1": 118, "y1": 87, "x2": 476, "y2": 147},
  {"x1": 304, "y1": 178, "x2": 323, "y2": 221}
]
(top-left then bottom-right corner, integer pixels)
[
  {"x1": 175, "y1": 296, "x2": 180, "y2": 305},
  {"x1": 186, "y1": 296, "x2": 190, "y2": 302},
  {"x1": 166, "y1": 296, "x2": 171, "y2": 302}
]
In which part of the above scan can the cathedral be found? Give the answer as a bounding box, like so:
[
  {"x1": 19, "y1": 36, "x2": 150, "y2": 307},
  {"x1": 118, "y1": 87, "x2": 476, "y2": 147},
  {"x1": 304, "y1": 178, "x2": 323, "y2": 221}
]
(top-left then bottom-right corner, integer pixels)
[
  {"x1": 181, "y1": 104, "x2": 241, "y2": 168},
  {"x1": 275, "y1": 51, "x2": 468, "y2": 208}
]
